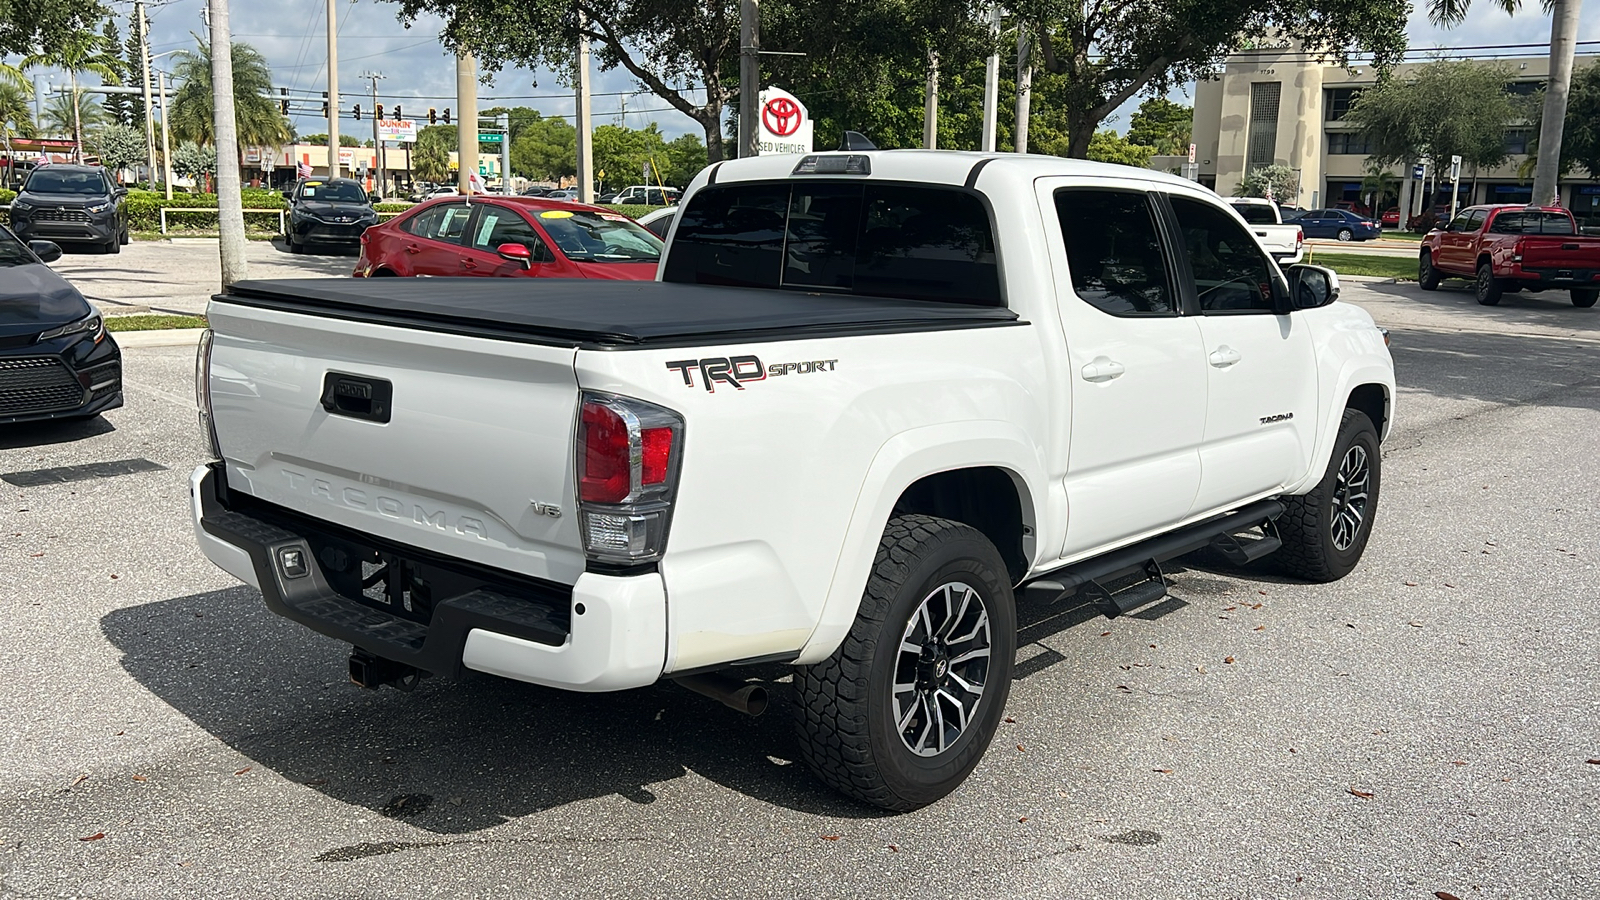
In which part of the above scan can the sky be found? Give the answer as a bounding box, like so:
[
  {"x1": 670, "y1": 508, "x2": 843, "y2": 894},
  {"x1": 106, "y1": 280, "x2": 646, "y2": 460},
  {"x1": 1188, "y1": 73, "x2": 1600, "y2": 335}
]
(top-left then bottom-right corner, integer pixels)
[{"x1": 22, "y1": 0, "x2": 1600, "y2": 144}]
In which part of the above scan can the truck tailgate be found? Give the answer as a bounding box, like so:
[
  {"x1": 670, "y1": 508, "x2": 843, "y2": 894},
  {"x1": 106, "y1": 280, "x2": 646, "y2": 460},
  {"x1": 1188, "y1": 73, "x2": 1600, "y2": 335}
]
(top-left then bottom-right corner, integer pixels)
[
  {"x1": 206, "y1": 300, "x2": 586, "y2": 585},
  {"x1": 1516, "y1": 235, "x2": 1600, "y2": 271}
]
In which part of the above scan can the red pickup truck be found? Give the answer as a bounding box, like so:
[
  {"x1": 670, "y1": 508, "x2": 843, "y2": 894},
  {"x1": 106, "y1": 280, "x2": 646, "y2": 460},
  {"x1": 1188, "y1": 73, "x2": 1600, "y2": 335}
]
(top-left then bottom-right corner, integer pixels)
[{"x1": 1418, "y1": 205, "x2": 1600, "y2": 307}]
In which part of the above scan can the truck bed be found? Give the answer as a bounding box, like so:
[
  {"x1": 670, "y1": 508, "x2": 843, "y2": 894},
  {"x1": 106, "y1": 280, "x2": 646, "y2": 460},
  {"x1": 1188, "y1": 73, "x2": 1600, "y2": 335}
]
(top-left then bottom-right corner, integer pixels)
[{"x1": 218, "y1": 278, "x2": 1020, "y2": 349}]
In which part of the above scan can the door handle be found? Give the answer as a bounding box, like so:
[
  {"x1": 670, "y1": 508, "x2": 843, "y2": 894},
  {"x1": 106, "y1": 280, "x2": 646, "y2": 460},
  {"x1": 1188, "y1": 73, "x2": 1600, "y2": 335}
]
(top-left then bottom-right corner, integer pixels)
[
  {"x1": 1080, "y1": 356, "x2": 1126, "y2": 383},
  {"x1": 1209, "y1": 346, "x2": 1242, "y2": 368},
  {"x1": 403, "y1": 243, "x2": 421, "y2": 255},
  {"x1": 461, "y1": 257, "x2": 478, "y2": 270},
  {"x1": 1254, "y1": 230, "x2": 1268, "y2": 237}
]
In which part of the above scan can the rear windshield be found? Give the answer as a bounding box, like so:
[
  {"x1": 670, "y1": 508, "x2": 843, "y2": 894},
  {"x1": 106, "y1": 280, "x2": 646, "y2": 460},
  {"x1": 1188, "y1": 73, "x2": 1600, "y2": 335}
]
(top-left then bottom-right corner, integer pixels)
[
  {"x1": 1489, "y1": 211, "x2": 1576, "y2": 235},
  {"x1": 1229, "y1": 204, "x2": 1279, "y2": 225},
  {"x1": 664, "y1": 182, "x2": 1002, "y2": 306},
  {"x1": 24, "y1": 169, "x2": 109, "y2": 195}
]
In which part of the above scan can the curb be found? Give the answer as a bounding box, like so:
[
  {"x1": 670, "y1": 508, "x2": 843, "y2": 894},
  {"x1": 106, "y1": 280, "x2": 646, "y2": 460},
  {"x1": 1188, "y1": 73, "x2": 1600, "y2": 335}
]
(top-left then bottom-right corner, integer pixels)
[{"x1": 113, "y1": 328, "x2": 205, "y2": 349}]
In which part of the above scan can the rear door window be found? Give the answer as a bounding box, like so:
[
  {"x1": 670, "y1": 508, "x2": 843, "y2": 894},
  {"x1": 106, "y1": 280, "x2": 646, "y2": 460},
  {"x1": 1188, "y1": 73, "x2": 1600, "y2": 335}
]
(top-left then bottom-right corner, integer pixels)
[
  {"x1": 665, "y1": 182, "x2": 1001, "y2": 306},
  {"x1": 1056, "y1": 189, "x2": 1176, "y2": 316},
  {"x1": 404, "y1": 202, "x2": 472, "y2": 244}
]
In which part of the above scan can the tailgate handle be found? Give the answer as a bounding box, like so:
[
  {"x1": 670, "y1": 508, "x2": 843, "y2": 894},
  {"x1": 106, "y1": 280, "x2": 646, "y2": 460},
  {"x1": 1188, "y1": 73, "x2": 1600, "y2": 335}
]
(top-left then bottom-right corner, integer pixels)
[
  {"x1": 1564, "y1": 243, "x2": 1580, "y2": 250},
  {"x1": 320, "y1": 372, "x2": 393, "y2": 424}
]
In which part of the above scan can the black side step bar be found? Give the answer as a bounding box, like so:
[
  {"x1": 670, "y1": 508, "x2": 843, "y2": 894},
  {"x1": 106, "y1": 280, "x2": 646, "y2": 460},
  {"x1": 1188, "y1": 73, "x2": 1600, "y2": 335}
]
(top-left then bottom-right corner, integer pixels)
[{"x1": 1021, "y1": 499, "x2": 1285, "y2": 616}]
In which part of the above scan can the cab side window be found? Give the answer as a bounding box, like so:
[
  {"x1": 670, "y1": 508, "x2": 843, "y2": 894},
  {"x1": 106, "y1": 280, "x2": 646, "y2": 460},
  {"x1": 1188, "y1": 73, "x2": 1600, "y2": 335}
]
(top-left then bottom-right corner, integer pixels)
[
  {"x1": 1169, "y1": 196, "x2": 1279, "y2": 314},
  {"x1": 1465, "y1": 209, "x2": 1488, "y2": 231},
  {"x1": 469, "y1": 205, "x2": 548, "y2": 259},
  {"x1": 1055, "y1": 189, "x2": 1176, "y2": 316},
  {"x1": 404, "y1": 202, "x2": 471, "y2": 243}
]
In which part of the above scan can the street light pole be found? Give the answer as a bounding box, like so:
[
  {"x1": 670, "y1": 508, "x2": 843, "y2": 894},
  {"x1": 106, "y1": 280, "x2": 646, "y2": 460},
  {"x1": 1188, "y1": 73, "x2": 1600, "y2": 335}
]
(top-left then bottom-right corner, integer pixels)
[
  {"x1": 136, "y1": 0, "x2": 157, "y2": 185},
  {"x1": 361, "y1": 71, "x2": 385, "y2": 193},
  {"x1": 159, "y1": 71, "x2": 173, "y2": 200},
  {"x1": 575, "y1": 17, "x2": 593, "y2": 203},
  {"x1": 326, "y1": 0, "x2": 340, "y2": 177}
]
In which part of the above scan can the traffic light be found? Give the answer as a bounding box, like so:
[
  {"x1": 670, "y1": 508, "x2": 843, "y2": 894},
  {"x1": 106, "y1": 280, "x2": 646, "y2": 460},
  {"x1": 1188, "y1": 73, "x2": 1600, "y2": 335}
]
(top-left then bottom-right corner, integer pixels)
[
  {"x1": 428, "y1": 107, "x2": 436, "y2": 124},
  {"x1": 442, "y1": 108, "x2": 450, "y2": 125},
  {"x1": 321, "y1": 92, "x2": 329, "y2": 116},
  {"x1": 280, "y1": 98, "x2": 289, "y2": 114},
  {"x1": 375, "y1": 103, "x2": 384, "y2": 119},
  {"x1": 353, "y1": 104, "x2": 362, "y2": 121},
  {"x1": 393, "y1": 105, "x2": 402, "y2": 120}
]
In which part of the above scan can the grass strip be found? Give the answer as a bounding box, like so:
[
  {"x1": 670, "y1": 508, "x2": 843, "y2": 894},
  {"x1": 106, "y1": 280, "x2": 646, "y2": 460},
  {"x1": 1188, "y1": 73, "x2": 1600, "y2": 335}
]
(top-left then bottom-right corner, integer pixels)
[
  {"x1": 1303, "y1": 252, "x2": 1416, "y2": 281},
  {"x1": 106, "y1": 314, "x2": 208, "y2": 332}
]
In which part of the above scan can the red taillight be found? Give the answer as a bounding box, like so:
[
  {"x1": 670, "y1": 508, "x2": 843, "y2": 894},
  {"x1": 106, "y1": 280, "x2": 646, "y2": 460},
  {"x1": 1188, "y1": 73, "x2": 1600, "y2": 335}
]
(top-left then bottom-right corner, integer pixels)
[
  {"x1": 641, "y1": 427, "x2": 672, "y2": 485},
  {"x1": 579, "y1": 400, "x2": 630, "y2": 503},
  {"x1": 1296, "y1": 227, "x2": 1304, "y2": 247}
]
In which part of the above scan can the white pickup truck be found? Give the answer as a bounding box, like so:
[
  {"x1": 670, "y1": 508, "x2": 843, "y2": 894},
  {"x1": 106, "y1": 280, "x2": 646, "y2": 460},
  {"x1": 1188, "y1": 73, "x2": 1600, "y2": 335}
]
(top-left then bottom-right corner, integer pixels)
[
  {"x1": 1227, "y1": 197, "x2": 1305, "y2": 265},
  {"x1": 191, "y1": 151, "x2": 1394, "y2": 811}
]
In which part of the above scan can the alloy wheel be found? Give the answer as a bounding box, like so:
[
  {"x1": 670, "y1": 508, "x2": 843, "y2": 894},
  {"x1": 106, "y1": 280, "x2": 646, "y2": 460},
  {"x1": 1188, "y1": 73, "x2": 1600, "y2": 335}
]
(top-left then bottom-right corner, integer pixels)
[
  {"x1": 892, "y1": 581, "x2": 992, "y2": 757},
  {"x1": 1329, "y1": 444, "x2": 1371, "y2": 551}
]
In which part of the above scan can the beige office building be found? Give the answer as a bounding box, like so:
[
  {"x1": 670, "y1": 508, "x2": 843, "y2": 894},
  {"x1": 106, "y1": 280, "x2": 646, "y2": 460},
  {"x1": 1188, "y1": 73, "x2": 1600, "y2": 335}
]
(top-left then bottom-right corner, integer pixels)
[{"x1": 1189, "y1": 44, "x2": 1600, "y2": 228}]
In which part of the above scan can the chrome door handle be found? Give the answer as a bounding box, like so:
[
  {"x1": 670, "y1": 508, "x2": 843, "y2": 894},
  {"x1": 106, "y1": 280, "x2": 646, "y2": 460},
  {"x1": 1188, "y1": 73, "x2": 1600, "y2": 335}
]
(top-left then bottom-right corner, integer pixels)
[
  {"x1": 1080, "y1": 356, "x2": 1126, "y2": 383},
  {"x1": 1209, "y1": 346, "x2": 1242, "y2": 368}
]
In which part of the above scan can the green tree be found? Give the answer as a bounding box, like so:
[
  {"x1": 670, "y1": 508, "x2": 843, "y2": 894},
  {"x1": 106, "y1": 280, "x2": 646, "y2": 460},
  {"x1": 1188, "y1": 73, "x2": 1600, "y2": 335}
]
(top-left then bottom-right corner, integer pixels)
[
  {"x1": 1125, "y1": 97, "x2": 1192, "y2": 156},
  {"x1": 0, "y1": 81, "x2": 34, "y2": 174},
  {"x1": 1013, "y1": 0, "x2": 1407, "y2": 157},
  {"x1": 592, "y1": 122, "x2": 669, "y2": 192},
  {"x1": 1233, "y1": 164, "x2": 1300, "y2": 201},
  {"x1": 1557, "y1": 62, "x2": 1600, "y2": 180},
  {"x1": 41, "y1": 90, "x2": 108, "y2": 141},
  {"x1": 99, "y1": 18, "x2": 130, "y2": 126},
  {"x1": 168, "y1": 36, "x2": 291, "y2": 150},
  {"x1": 511, "y1": 116, "x2": 576, "y2": 182},
  {"x1": 96, "y1": 123, "x2": 145, "y2": 179},
  {"x1": 171, "y1": 141, "x2": 216, "y2": 181},
  {"x1": 0, "y1": 0, "x2": 108, "y2": 62},
  {"x1": 1082, "y1": 130, "x2": 1155, "y2": 167},
  {"x1": 123, "y1": 12, "x2": 146, "y2": 127},
  {"x1": 299, "y1": 133, "x2": 360, "y2": 147},
  {"x1": 661, "y1": 132, "x2": 707, "y2": 187},
  {"x1": 412, "y1": 124, "x2": 454, "y2": 183},
  {"x1": 1345, "y1": 60, "x2": 1517, "y2": 174},
  {"x1": 22, "y1": 26, "x2": 121, "y2": 161}
]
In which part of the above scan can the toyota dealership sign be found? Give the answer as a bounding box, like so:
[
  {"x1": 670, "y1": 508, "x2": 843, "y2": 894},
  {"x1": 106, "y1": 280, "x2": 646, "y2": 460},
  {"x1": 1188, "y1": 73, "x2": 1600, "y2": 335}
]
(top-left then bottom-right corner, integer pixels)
[{"x1": 757, "y1": 87, "x2": 812, "y2": 156}]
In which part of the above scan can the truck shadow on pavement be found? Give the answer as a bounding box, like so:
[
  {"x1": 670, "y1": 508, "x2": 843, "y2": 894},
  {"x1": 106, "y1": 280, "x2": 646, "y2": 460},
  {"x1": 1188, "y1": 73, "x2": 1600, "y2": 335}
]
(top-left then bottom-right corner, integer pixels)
[{"x1": 101, "y1": 587, "x2": 893, "y2": 832}]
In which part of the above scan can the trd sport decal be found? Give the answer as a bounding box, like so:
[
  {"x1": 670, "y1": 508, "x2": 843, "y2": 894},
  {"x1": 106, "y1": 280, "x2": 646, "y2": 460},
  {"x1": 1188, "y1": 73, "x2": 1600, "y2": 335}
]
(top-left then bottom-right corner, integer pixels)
[{"x1": 666, "y1": 355, "x2": 839, "y2": 392}]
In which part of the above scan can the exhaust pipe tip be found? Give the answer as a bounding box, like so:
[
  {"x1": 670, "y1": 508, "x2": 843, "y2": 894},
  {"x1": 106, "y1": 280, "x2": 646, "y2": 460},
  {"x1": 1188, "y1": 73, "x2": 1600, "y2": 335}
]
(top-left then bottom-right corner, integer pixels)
[{"x1": 673, "y1": 673, "x2": 769, "y2": 717}]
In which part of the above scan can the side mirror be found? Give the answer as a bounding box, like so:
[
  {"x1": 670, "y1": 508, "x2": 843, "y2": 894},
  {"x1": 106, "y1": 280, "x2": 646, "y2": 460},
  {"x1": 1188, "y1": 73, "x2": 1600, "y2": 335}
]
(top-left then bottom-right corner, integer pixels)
[
  {"x1": 368, "y1": 195, "x2": 382, "y2": 204},
  {"x1": 28, "y1": 240, "x2": 62, "y2": 263},
  {"x1": 282, "y1": 190, "x2": 293, "y2": 200},
  {"x1": 1286, "y1": 264, "x2": 1340, "y2": 310},
  {"x1": 496, "y1": 243, "x2": 533, "y2": 269}
]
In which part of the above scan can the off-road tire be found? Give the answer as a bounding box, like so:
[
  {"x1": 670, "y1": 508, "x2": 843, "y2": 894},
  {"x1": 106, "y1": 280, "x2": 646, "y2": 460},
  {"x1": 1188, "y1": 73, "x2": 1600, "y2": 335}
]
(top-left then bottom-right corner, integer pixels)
[
  {"x1": 1475, "y1": 262, "x2": 1503, "y2": 306},
  {"x1": 1572, "y1": 288, "x2": 1599, "y2": 308},
  {"x1": 792, "y1": 515, "x2": 1016, "y2": 811},
  {"x1": 1277, "y1": 409, "x2": 1381, "y2": 583},
  {"x1": 1418, "y1": 251, "x2": 1441, "y2": 291}
]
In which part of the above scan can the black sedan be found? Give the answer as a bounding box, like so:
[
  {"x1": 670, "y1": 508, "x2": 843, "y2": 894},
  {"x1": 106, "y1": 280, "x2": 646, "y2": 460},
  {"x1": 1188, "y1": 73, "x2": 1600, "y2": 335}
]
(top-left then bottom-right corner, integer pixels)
[
  {"x1": 283, "y1": 177, "x2": 380, "y2": 253},
  {"x1": 0, "y1": 229, "x2": 122, "y2": 424}
]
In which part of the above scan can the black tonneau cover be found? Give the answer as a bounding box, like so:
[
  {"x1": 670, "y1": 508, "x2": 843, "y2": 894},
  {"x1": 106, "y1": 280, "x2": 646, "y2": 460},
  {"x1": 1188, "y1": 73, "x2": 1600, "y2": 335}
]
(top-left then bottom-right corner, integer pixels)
[{"x1": 218, "y1": 278, "x2": 1019, "y2": 348}]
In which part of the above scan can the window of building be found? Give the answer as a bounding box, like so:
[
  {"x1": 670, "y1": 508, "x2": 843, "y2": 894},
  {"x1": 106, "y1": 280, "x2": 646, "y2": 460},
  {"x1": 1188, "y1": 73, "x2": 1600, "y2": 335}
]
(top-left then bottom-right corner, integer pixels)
[
  {"x1": 1324, "y1": 87, "x2": 1364, "y2": 122},
  {"x1": 1247, "y1": 82, "x2": 1283, "y2": 171},
  {"x1": 1170, "y1": 196, "x2": 1279, "y2": 314},
  {"x1": 1055, "y1": 189, "x2": 1175, "y2": 317},
  {"x1": 1503, "y1": 128, "x2": 1533, "y2": 155},
  {"x1": 664, "y1": 183, "x2": 1002, "y2": 306},
  {"x1": 1327, "y1": 131, "x2": 1372, "y2": 155},
  {"x1": 1504, "y1": 81, "x2": 1544, "y2": 97}
]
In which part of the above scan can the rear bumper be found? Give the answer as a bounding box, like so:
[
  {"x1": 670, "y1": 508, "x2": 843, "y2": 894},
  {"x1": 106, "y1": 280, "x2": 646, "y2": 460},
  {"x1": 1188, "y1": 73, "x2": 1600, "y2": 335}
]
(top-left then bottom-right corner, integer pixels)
[
  {"x1": 1507, "y1": 264, "x2": 1600, "y2": 289},
  {"x1": 189, "y1": 463, "x2": 666, "y2": 691}
]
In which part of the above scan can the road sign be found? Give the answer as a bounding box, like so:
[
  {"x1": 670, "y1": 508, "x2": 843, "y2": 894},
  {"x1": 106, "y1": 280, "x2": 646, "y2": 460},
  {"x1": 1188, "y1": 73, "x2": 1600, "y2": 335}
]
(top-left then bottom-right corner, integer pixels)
[
  {"x1": 1187, "y1": 142, "x2": 1196, "y2": 164},
  {"x1": 1412, "y1": 163, "x2": 1425, "y2": 180},
  {"x1": 1449, "y1": 154, "x2": 1462, "y2": 182},
  {"x1": 756, "y1": 86, "x2": 813, "y2": 156},
  {"x1": 478, "y1": 132, "x2": 504, "y2": 144}
]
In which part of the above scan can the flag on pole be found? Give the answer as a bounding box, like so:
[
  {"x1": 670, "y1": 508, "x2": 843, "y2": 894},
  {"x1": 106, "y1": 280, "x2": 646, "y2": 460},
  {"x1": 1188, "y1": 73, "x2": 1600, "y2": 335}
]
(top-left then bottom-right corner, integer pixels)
[
  {"x1": 297, "y1": 160, "x2": 312, "y2": 178},
  {"x1": 36, "y1": 152, "x2": 50, "y2": 167},
  {"x1": 467, "y1": 171, "x2": 486, "y2": 194}
]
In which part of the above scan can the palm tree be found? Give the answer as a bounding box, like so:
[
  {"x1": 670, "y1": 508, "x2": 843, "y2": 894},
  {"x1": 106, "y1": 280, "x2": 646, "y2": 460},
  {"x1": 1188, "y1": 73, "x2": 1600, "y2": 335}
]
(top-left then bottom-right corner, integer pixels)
[
  {"x1": 0, "y1": 82, "x2": 36, "y2": 172},
  {"x1": 22, "y1": 29, "x2": 121, "y2": 163},
  {"x1": 1430, "y1": 0, "x2": 1580, "y2": 206},
  {"x1": 168, "y1": 36, "x2": 291, "y2": 152},
  {"x1": 42, "y1": 91, "x2": 108, "y2": 140}
]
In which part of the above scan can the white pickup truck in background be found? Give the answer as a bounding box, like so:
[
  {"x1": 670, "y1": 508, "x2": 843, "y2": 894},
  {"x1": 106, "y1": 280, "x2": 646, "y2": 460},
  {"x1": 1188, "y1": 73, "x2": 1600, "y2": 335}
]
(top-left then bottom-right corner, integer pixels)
[
  {"x1": 1228, "y1": 197, "x2": 1305, "y2": 265},
  {"x1": 192, "y1": 150, "x2": 1393, "y2": 811}
]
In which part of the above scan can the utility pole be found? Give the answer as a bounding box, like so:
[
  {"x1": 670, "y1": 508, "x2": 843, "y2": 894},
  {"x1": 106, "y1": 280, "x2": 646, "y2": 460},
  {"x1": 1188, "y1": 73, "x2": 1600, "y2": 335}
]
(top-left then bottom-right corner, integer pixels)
[
  {"x1": 923, "y1": 50, "x2": 938, "y2": 150},
  {"x1": 980, "y1": 5, "x2": 1001, "y2": 152},
  {"x1": 617, "y1": 94, "x2": 626, "y2": 126},
  {"x1": 136, "y1": 1, "x2": 156, "y2": 185},
  {"x1": 159, "y1": 71, "x2": 173, "y2": 199},
  {"x1": 738, "y1": 0, "x2": 759, "y2": 158},
  {"x1": 325, "y1": 0, "x2": 340, "y2": 177},
  {"x1": 361, "y1": 71, "x2": 385, "y2": 192},
  {"x1": 498, "y1": 112, "x2": 510, "y2": 190},
  {"x1": 575, "y1": 16, "x2": 594, "y2": 203},
  {"x1": 455, "y1": 50, "x2": 477, "y2": 193},
  {"x1": 208, "y1": 0, "x2": 248, "y2": 287},
  {"x1": 1015, "y1": 29, "x2": 1032, "y2": 154}
]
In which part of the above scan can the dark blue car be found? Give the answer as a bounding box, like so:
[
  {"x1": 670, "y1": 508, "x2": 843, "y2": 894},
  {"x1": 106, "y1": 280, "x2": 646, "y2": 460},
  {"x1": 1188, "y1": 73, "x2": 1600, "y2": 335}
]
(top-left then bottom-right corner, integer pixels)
[{"x1": 1286, "y1": 208, "x2": 1381, "y2": 242}]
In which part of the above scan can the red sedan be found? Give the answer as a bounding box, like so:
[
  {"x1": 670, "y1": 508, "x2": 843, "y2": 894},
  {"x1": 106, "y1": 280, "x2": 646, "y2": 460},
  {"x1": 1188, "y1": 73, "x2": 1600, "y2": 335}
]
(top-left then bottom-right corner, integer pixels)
[
  {"x1": 355, "y1": 196, "x2": 662, "y2": 280},
  {"x1": 1380, "y1": 207, "x2": 1401, "y2": 228}
]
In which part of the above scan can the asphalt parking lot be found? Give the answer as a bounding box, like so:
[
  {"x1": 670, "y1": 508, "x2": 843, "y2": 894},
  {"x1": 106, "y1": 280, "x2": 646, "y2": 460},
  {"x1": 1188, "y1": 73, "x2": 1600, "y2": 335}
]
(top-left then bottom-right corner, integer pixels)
[{"x1": 2, "y1": 254, "x2": 1598, "y2": 898}]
